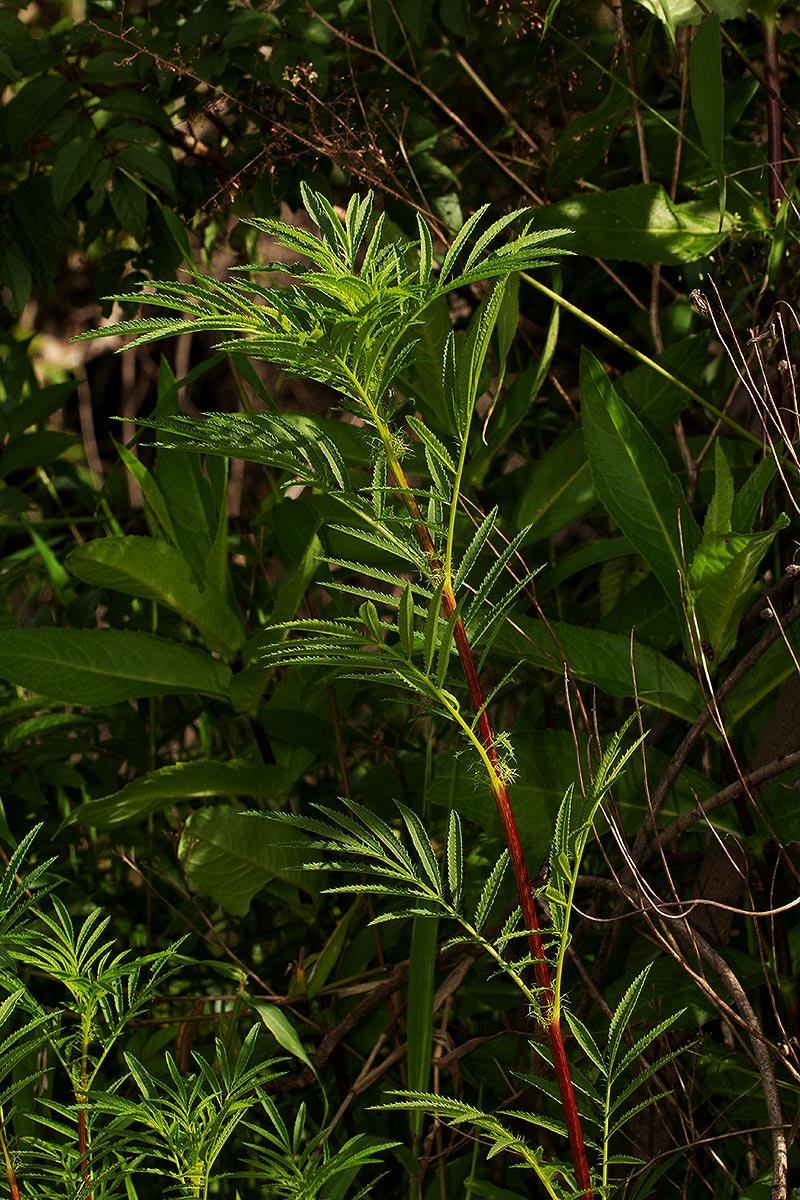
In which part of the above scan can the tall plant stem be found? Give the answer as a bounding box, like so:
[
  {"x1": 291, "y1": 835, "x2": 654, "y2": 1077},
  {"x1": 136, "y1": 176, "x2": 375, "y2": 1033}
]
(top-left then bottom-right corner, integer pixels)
[
  {"x1": 385, "y1": 447, "x2": 594, "y2": 1199},
  {"x1": 762, "y1": 10, "x2": 783, "y2": 213},
  {"x1": 0, "y1": 1118, "x2": 20, "y2": 1200}
]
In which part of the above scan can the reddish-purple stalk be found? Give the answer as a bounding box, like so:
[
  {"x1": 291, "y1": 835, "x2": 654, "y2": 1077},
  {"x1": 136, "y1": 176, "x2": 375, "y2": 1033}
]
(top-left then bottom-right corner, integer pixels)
[
  {"x1": 0, "y1": 1127, "x2": 20, "y2": 1200},
  {"x1": 78, "y1": 1101, "x2": 92, "y2": 1200},
  {"x1": 398, "y1": 481, "x2": 594, "y2": 1198}
]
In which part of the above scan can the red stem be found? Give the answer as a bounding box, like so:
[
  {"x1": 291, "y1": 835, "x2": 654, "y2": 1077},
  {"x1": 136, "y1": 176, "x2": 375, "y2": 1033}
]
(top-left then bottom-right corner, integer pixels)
[
  {"x1": 0, "y1": 1124, "x2": 21, "y2": 1200},
  {"x1": 78, "y1": 1103, "x2": 92, "y2": 1200},
  {"x1": 400, "y1": 485, "x2": 594, "y2": 1197}
]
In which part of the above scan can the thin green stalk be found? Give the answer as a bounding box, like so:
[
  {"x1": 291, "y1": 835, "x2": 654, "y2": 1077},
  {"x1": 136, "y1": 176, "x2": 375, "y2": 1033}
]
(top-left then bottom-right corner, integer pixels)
[
  {"x1": 520, "y1": 271, "x2": 761, "y2": 447},
  {"x1": 0, "y1": 1115, "x2": 20, "y2": 1200}
]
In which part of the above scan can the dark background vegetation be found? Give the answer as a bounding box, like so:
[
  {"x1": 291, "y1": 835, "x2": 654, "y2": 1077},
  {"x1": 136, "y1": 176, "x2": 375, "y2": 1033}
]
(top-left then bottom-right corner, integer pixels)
[{"x1": 0, "y1": 0, "x2": 799, "y2": 1197}]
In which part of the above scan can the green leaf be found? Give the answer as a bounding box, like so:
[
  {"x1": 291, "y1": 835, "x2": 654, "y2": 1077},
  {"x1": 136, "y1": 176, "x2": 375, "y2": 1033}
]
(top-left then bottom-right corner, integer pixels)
[
  {"x1": 66, "y1": 536, "x2": 244, "y2": 657},
  {"x1": 471, "y1": 852, "x2": 509, "y2": 932},
  {"x1": 731, "y1": 453, "x2": 777, "y2": 532},
  {"x1": 634, "y1": 0, "x2": 747, "y2": 29},
  {"x1": 564, "y1": 1009, "x2": 605, "y2": 1073},
  {"x1": 446, "y1": 810, "x2": 464, "y2": 910},
  {"x1": 396, "y1": 801, "x2": 442, "y2": 892},
  {"x1": 689, "y1": 14, "x2": 726, "y2": 221},
  {"x1": 514, "y1": 334, "x2": 710, "y2": 540},
  {"x1": 0, "y1": 430, "x2": 76, "y2": 477},
  {"x1": 6, "y1": 74, "x2": 73, "y2": 151},
  {"x1": 724, "y1": 624, "x2": 800, "y2": 727},
  {"x1": 63, "y1": 761, "x2": 289, "y2": 829},
  {"x1": 51, "y1": 136, "x2": 103, "y2": 208},
  {"x1": 0, "y1": 629, "x2": 231, "y2": 705},
  {"x1": 688, "y1": 515, "x2": 789, "y2": 660},
  {"x1": 0, "y1": 238, "x2": 32, "y2": 315},
  {"x1": 100, "y1": 90, "x2": 174, "y2": 132},
  {"x1": 398, "y1": 581, "x2": 414, "y2": 659},
  {"x1": 116, "y1": 144, "x2": 176, "y2": 199},
  {"x1": 608, "y1": 966, "x2": 651, "y2": 1071},
  {"x1": 514, "y1": 425, "x2": 594, "y2": 541},
  {"x1": 493, "y1": 614, "x2": 703, "y2": 718},
  {"x1": 417, "y1": 212, "x2": 433, "y2": 284},
  {"x1": 109, "y1": 170, "x2": 147, "y2": 243},
  {"x1": 581, "y1": 350, "x2": 701, "y2": 616},
  {"x1": 704, "y1": 441, "x2": 735, "y2": 535},
  {"x1": 179, "y1": 807, "x2": 319, "y2": 917},
  {"x1": 246, "y1": 997, "x2": 314, "y2": 1070},
  {"x1": 530, "y1": 183, "x2": 732, "y2": 264}
]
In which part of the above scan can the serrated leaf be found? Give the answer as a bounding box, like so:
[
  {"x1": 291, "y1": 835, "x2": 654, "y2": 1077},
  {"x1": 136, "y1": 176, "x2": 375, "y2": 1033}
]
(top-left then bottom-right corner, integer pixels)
[
  {"x1": 446, "y1": 810, "x2": 463, "y2": 910},
  {"x1": 396, "y1": 802, "x2": 442, "y2": 893},
  {"x1": 435, "y1": 605, "x2": 460, "y2": 690},
  {"x1": 463, "y1": 526, "x2": 530, "y2": 640},
  {"x1": 417, "y1": 212, "x2": 433, "y2": 284},
  {"x1": 398, "y1": 581, "x2": 415, "y2": 659},
  {"x1": 453, "y1": 506, "x2": 499, "y2": 594},
  {"x1": 439, "y1": 204, "x2": 490, "y2": 284},
  {"x1": 473, "y1": 851, "x2": 509, "y2": 931},
  {"x1": 406, "y1": 414, "x2": 455, "y2": 473},
  {"x1": 607, "y1": 966, "x2": 651, "y2": 1070},
  {"x1": 564, "y1": 1009, "x2": 606, "y2": 1073},
  {"x1": 422, "y1": 576, "x2": 445, "y2": 676}
]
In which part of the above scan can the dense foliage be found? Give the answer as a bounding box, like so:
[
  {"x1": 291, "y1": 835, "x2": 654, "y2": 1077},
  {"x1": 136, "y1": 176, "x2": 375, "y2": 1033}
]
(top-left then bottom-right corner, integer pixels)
[{"x1": 0, "y1": 1, "x2": 798, "y2": 1197}]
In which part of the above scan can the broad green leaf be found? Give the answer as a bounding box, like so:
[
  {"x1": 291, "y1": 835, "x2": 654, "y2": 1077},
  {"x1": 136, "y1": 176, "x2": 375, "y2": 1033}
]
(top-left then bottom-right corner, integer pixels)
[
  {"x1": 0, "y1": 238, "x2": 31, "y2": 315},
  {"x1": 109, "y1": 171, "x2": 147, "y2": 243},
  {"x1": 689, "y1": 516, "x2": 789, "y2": 660},
  {"x1": 231, "y1": 532, "x2": 323, "y2": 714},
  {"x1": 515, "y1": 424, "x2": 594, "y2": 541},
  {"x1": 732, "y1": 453, "x2": 778, "y2": 532},
  {"x1": 634, "y1": 0, "x2": 746, "y2": 28},
  {"x1": 63, "y1": 760, "x2": 289, "y2": 829},
  {"x1": 581, "y1": 350, "x2": 701, "y2": 616},
  {"x1": 153, "y1": 359, "x2": 221, "y2": 582},
  {"x1": 0, "y1": 629, "x2": 231, "y2": 705},
  {"x1": 493, "y1": 614, "x2": 703, "y2": 717},
  {"x1": 704, "y1": 441, "x2": 735, "y2": 535},
  {"x1": 51, "y1": 136, "x2": 103, "y2": 208},
  {"x1": 116, "y1": 144, "x2": 177, "y2": 199},
  {"x1": 0, "y1": 430, "x2": 76, "y2": 477},
  {"x1": 99, "y1": 89, "x2": 173, "y2": 132},
  {"x1": 306, "y1": 903, "x2": 357, "y2": 999},
  {"x1": 4, "y1": 380, "x2": 76, "y2": 442},
  {"x1": 714, "y1": 624, "x2": 799, "y2": 727},
  {"x1": 689, "y1": 15, "x2": 725, "y2": 220},
  {"x1": 515, "y1": 335, "x2": 709, "y2": 539},
  {"x1": 615, "y1": 334, "x2": 710, "y2": 432},
  {"x1": 179, "y1": 807, "x2": 319, "y2": 917},
  {"x1": 246, "y1": 997, "x2": 314, "y2": 1069},
  {"x1": 396, "y1": 0, "x2": 435, "y2": 43},
  {"x1": 530, "y1": 183, "x2": 732, "y2": 264},
  {"x1": 66, "y1": 536, "x2": 245, "y2": 657},
  {"x1": 6, "y1": 74, "x2": 73, "y2": 151}
]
